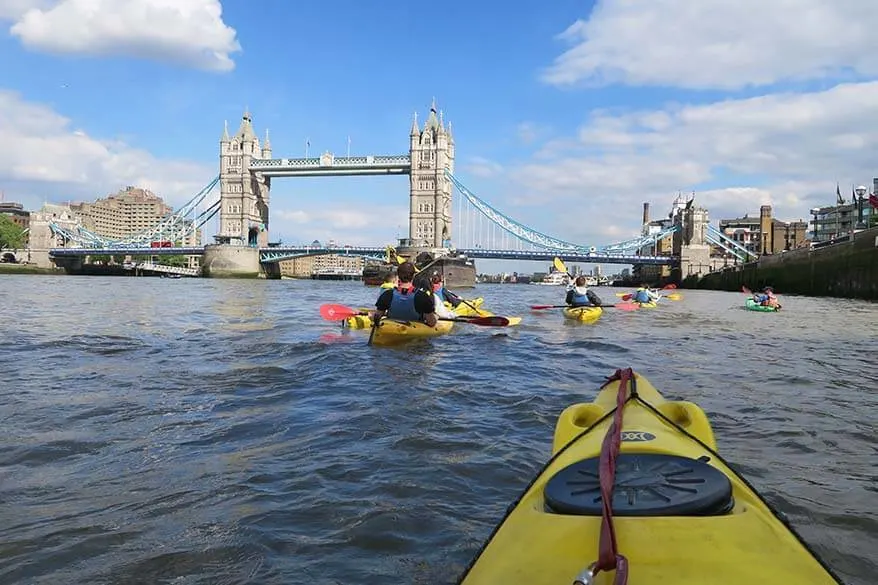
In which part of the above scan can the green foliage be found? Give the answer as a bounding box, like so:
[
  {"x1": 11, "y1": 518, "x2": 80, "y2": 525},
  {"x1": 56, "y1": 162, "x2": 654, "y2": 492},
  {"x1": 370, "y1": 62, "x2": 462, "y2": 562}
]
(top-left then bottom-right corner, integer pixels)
[
  {"x1": 0, "y1": 215, "x2": 26, "y2": 250},
  {"x1": 156, "y1": 255, "x2": 189, "y2": 267}
]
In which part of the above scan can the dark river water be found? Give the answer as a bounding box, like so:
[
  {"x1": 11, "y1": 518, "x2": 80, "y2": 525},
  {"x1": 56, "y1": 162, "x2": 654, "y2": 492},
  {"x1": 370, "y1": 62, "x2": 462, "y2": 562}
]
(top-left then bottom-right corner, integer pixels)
[{"x1": 0, "y1": 275, "x2": 875, "y2": 585}]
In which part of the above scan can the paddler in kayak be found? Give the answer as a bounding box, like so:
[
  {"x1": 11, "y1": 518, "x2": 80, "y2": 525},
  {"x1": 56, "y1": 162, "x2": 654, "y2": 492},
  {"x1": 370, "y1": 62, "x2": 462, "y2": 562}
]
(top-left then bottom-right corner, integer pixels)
[
  {"x1": 373, "y1": 261, "x2": 438, "y2": 326},
  {"x1": 431, "y1": 273, "x2": 463, "y2": 308},
  {"x1": 632, "y1": 284, "x2": 661, "y2": 303},
  {"x1": 566, "y1": 276, "x2": 603, "y2": 307},
  {"x1": 753, "y1": 286, "x2": 781, "y2": 308},
  {"x1": 379, "y1": 272, "x2": 397, "y2": 290}
]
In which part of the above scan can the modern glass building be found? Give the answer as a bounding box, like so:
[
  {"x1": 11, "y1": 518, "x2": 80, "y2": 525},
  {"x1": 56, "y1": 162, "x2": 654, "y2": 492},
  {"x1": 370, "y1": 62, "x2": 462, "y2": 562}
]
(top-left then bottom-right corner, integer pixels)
[{"x1": 811, "y1": 190, "x2": 876, "y2": 243}]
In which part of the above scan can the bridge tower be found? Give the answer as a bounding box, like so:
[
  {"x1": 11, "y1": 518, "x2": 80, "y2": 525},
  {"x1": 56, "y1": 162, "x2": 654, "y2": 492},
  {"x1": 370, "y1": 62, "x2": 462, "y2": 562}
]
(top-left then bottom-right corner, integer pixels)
[
  {"x1": 673, "y1": 199, "x2": 712, "y2": 279},
  {"x1": 408, "y1": 100, "x2": 455, "y2": 248},
  {"x1": 218, "y1": 110, "x2": 272, "y2": 247}
]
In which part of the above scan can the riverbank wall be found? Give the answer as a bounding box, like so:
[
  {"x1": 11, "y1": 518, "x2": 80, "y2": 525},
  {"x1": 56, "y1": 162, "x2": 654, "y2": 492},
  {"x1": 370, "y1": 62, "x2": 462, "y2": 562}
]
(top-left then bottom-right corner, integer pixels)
[{"x1": 682, "y1": 226, "x2": 878, "y2": 300}]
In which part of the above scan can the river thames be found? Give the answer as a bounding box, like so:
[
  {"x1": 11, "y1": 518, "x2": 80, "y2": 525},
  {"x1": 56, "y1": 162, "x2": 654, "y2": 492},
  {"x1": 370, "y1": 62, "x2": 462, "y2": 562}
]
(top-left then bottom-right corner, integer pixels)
[{"x1": 0, "y1": 275, "x2": 875, "y2": 584}]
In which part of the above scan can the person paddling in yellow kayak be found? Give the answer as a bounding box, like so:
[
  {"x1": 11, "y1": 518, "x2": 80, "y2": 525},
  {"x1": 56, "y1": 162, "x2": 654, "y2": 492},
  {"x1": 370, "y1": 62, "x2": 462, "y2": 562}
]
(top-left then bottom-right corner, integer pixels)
[
  {"x1": 430, "y1": 273, "x2": 464, "y2": 309},
  {"x1": 566, "y1": 276, "x2": 603, "y2": 307},
  {"x1": 632, "y1": 284, "x2": 661, "y2": 304},
  {"x1": 373, "y1": 261, "x2": 438, "y2": 326}
]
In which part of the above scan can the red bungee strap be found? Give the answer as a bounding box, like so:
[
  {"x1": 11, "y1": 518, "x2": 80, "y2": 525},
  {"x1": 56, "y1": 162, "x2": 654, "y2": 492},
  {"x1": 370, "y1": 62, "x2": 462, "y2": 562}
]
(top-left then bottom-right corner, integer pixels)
[{"x1": 591, "y1": 367, "x2": 631, "y2": 584}]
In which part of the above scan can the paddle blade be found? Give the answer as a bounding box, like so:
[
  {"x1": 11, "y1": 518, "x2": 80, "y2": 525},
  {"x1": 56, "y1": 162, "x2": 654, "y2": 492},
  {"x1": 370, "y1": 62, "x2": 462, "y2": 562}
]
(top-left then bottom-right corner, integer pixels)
[
  {"x1": 621, "y1": 293, "x2": 633, "y2": 301},
  {"x1": 613, "y1": 302, "x2": 639, "y2": 311},
  {"x1": 665, "y1": 293, "x2": 682, "y2": 301},
  {"x1": 553, "y1": 257, "x2": 567, "y2": 274},
  {"x1": 461, "y1": 316, "x2": 510, "y2": 327},
  {"x1": 741, "y1": 285, "x2": 751, "y2": 294},
  {"x1": 319, "y1": 303, "x2": 358, "y2": 321}
]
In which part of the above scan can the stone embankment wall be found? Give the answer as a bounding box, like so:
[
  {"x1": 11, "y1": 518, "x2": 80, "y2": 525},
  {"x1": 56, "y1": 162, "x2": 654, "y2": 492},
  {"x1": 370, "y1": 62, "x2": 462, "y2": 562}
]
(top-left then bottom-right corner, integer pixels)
[{"x1": 683, "y1": 227, "x2": 878, "y2": 300}]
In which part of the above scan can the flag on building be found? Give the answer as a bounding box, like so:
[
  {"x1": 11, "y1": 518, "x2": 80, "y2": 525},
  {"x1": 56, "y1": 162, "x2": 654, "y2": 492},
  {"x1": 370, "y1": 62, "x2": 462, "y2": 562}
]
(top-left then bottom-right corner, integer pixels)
[
  {"x1": 836, "y1": 183, "x2": 843, "y2": 205},
  {"x1": 869, "y1": 193, "x2": 878, "y2": 208}
]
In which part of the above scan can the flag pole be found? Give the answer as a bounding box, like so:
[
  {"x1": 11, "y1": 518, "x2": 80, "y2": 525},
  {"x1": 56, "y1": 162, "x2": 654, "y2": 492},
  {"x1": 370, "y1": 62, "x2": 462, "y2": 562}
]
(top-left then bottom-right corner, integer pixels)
[
  {"x1": 347, "y1": 136, "x2": 351, "y2": 158},
  {"x1": 305, "y1": 137, "x2": 310, "y2": 158}
]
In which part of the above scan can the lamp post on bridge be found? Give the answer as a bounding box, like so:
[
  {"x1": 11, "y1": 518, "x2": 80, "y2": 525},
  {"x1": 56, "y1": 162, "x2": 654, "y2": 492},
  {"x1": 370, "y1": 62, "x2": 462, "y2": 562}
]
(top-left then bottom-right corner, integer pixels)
[
  {"x1": 854, "y1": 185, "x2": 868, "y2": 230},
  {"x1": 810, "y1": 207, "x2": 820, "y2": 243}
]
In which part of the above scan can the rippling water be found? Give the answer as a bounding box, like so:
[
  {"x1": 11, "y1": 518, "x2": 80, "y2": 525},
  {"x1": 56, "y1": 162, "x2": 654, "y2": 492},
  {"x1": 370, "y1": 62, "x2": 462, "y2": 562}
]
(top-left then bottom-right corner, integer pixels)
[{"x1": 0, "y1": 275, "x2": 875, "y2": 584}]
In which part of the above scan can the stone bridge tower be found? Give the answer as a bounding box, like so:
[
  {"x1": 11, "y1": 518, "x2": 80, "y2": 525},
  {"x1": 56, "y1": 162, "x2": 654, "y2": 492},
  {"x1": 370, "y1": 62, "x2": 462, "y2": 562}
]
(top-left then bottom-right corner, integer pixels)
[
  {"x1": 408, "y1": 100, "x2": 455, "y2": 248},
  {"x1": 219, "y1": 110, "x2": 272, "y2": 247},
  {"x1": 672, "y1": 197, "x2": 712, "y2": 279}
]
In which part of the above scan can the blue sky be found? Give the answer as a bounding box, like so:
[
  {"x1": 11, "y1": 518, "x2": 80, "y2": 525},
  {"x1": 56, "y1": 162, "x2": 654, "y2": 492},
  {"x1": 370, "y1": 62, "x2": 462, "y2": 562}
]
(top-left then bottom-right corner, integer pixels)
[{"x1": 2, "y1": 0, "x2": 878, "y2": 275}]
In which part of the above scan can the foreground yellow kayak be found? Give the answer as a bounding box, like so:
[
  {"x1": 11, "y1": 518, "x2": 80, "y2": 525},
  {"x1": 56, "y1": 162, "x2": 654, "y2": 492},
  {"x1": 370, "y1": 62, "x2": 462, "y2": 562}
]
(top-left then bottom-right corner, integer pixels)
[
  {"x1": 562, "y1": 306, "x2": 603, "y2": 323},
  {"x1": 370, "y1": 318, "x2": 454, "y2": 346},
  {"x1": 457, "y1": 369, "x2": 842, "y2": 585}
]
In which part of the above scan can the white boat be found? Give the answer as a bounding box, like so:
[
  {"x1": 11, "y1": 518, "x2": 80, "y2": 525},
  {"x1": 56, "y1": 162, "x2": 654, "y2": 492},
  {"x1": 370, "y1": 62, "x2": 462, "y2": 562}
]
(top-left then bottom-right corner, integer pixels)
[{"x1": 532, "y1": 271, "x2": 570, "y2": 285}]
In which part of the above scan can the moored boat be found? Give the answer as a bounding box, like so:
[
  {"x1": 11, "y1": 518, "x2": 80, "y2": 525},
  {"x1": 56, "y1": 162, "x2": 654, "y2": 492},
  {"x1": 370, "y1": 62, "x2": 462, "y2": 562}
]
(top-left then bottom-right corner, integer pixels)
[{"x1": 456, "y1": 368, "x2": 843, "y2": 585}]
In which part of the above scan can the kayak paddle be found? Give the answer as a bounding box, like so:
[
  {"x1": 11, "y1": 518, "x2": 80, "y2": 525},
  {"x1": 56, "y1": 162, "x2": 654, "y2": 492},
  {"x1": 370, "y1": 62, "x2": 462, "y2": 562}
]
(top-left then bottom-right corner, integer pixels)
[
  {"x1": 319, "y1": 303, "x2": 511, "y2": 327},
  {"x1": 320, "y1": 303, "x2": 364, "y2": 321},
  {"x1": 530, "y1": 303, "x2": 639, "y2": 311}
]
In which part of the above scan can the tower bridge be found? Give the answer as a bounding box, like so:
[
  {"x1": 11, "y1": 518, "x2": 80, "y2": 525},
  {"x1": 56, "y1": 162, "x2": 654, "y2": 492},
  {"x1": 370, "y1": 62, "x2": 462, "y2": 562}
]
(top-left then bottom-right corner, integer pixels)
[{"x1": 47, "y1": 99, "x2": 748, "y2": 279}]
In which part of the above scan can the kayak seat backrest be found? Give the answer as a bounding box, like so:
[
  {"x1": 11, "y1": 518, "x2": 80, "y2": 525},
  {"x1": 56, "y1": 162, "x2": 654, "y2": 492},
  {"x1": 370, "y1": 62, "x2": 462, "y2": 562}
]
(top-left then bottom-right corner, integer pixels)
[
  {"x1": 544, "y1": 453, "x2": 735, "y2": 517},
  {"x1": 551, "y1": 400, "x2": 718, "y2": 454}
]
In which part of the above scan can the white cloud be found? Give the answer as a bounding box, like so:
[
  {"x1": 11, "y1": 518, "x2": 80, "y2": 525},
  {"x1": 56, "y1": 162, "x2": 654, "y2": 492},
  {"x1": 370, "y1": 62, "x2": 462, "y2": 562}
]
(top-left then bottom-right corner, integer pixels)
[
  {"x1": 542, "y1": 0, "x2": 878, "y2": 89},
  {"x1": 0, "y1": 0, "x2": 52, "y2": 19},
  {"x1": 516, "y1": 122, "x2": 547, "y2": 145},
  {"x1": 0, "y1": 89, "x2": 214, "y2": 209},
  {"x1": 3, "y1": 0, "x2": 240, "y2": 72},
  {"x1": 462, "y1": 156, "x2": 504, "y2": 178},
  {"x1": 504, "y1": 81, "x2": 878, "y2": 243}
]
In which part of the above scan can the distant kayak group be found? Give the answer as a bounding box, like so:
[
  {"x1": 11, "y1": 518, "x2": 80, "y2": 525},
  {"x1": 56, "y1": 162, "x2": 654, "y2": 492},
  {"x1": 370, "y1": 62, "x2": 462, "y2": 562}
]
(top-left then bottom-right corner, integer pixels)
[
  {"x1": 318, "y1": 257, "x2": 704, "y2": 345},
  {"x1": 319, "y1": 260, "x2": 516, "y2": 346}
]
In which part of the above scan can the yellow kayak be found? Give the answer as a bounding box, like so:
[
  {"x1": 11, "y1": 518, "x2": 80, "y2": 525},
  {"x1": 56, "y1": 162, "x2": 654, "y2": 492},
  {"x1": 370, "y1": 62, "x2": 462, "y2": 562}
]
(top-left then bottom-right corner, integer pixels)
[
  {"x1": 449, "y1": 297, "x2": 485, "y2": 316},
  {"x1": 562, "y1": 306, "x2": 603, "y2": 323},
  {"x1": 635, "y1": 301, "x2": 657, "y2": 309},
  {"x1": 457, "y1": 369, "x2": 842, "y2": 585},
  {"x1": 369, "y1": 318, "x2": 453, "y2": 346},
  {"x1": 345, "y1": 312, "x2": 375, "y2": 329}
]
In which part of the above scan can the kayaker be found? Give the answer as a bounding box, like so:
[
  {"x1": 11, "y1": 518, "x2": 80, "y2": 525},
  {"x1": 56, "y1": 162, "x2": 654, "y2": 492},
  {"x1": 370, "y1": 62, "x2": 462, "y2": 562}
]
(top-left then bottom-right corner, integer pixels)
[
  {"x1": 431, "y1": 273, "x2": 463, "y2": 308},
  {"x1": 632, "y1": 284, "x2": 659, "y2": 303},
  {"x1": 374, "y1": 261, "x2": 438, "y2": 326},
  {"x1": 566, "y1": 276, "x2": 603, "y2": 307},
  {"x1": 379, "y1": 273, "x2": 397, "y2": 289},
  {"x1": 757, "y1": 286, "x2": 780, "y2": 308}
]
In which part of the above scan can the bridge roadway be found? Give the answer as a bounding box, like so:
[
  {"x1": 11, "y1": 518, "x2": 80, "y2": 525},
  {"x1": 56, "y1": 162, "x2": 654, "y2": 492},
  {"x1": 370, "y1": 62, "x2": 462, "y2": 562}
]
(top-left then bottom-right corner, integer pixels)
[{"x1": 49, "y1": 245, "x2": 677, "y2": 266}]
